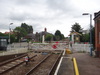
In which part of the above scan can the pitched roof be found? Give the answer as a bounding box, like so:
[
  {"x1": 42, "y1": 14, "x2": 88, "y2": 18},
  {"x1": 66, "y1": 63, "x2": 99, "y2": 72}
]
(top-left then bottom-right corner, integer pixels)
[{"x1": 94, "y1": 11, "x2": 100, "y2": 20}]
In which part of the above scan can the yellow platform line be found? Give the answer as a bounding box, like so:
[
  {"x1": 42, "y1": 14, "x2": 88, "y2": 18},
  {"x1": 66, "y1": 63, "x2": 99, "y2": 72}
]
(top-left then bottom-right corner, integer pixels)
[{"x1": 73, "y1": 58, "x2": 79, "y2": 75}]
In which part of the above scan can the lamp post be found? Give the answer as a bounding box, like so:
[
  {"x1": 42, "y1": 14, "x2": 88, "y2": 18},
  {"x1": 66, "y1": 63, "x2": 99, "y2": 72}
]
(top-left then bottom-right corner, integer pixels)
[
  {"x1": 9, "y1": 23, "x2": 13, "y2": 50},
  {"x1": 82, "y1": 13, "x2": 92, "y2": 56}
]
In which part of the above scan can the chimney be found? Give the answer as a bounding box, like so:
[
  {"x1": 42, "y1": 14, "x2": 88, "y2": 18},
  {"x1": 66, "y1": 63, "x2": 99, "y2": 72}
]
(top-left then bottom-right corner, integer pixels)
[{"x1": 44, "y1": 28, "x2": 47, "y2": 32}]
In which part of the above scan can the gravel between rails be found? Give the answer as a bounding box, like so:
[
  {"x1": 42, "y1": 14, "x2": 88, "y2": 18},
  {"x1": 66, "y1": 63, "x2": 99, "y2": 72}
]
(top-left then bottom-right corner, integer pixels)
[
  {"x1": 3, "y1": 53, "x2": 48, "y2": 75},
  {"x1": 30, "y1": 54, "x2": 59, "y2": 75}
]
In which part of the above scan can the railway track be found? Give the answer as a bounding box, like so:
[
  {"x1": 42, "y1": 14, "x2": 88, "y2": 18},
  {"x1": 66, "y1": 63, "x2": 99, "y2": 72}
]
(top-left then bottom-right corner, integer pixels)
[
  {"x1": 1, "y1": 50, "x2": 62, "y2": 75},
  {"x1": 0, "y1": 53, "x2": 37, "y2": 75},
  {"x1": 25, "y1": 53, "x2": 62, "y2": 75},
  {"x1": 3, "y1": 52, "x2": 49, "y2": 75}
]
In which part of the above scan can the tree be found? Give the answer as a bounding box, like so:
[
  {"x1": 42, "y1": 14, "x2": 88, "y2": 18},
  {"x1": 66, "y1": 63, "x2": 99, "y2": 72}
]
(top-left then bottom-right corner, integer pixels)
[
  {"x1": 10, "y1": 34, "x2": 16, "y2": 43},
  {"x1": 81, "y1": 33, "x2": 90, "y2": 42},
  {"x1": 61, "y1": 34, "x2": 65, "y2": 39},
  {"x1": 54, "y1": 30, "x2": 65, "y2": 41},
  {"x1": 0, "y1": 33, "x2": 5, "y2": 36},
  {"x1": 21, "y1": 23, "x2": 33, "y2": 34},
  {"x1": 81, "y1": 27, "x2": 95, "y2": 49},
  {"x1": 13, "y1": 23, "x2": 33, "y2": 42},
  {"x1": 55, "y1": 30, "x2": 62, "y2": 36},
  {"x1": 71, "y1": 23, "x2": 83, "y2": 33},
  {"x1": 13, "y1": 27, "x2": 27, "y2": 42},
  {"x1": 45, "y1": 34, "x2": 53, "y2": 41},
  {"x1": 54, "y1": 35, "x2": 60, "y2": 41},
  {"x1": 55, "y1": 30, "x2": 61, "y2": 41}
]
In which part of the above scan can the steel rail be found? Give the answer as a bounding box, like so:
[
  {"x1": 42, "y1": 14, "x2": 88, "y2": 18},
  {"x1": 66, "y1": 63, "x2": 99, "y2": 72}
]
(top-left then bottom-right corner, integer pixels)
[
  {"x1": 0, "y1": 54, "x2": 37, "y2": 74},
  {"x1": 0, "y1": 59, "x2": 25, "y2": 74},
  {"x1": 48, "y1": 52, "x2": 62, "y2": 75},
  {"x1": 25, "y1": 54, "x2": 52, "y2": 75},
  {"x1": 0, "y1": 53, "x2": 27, "y2": 66}
]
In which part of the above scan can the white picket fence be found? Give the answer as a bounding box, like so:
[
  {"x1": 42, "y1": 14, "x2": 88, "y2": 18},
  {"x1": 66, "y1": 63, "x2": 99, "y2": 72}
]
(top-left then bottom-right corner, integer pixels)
[{"x1": 70, "y1": 44, "x2": 90, "y2": 52}]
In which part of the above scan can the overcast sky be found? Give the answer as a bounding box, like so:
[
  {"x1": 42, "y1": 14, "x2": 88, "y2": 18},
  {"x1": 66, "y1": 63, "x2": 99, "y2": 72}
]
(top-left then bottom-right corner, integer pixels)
[{"x1": 0, "y1": 0, "x2": 100, "y2": 37}]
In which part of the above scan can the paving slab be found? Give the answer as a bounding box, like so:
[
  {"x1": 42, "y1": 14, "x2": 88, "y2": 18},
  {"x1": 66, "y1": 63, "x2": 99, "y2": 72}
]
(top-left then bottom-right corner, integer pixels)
[
  {"x1": 57, "y1": 56, "x2": 74, "y2": 75},
  {"x1": 68, "y1": 53, "x2": 100, "y2": 75}
]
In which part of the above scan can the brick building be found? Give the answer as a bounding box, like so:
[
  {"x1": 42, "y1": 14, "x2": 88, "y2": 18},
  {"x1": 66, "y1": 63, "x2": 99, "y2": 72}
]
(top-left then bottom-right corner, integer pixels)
[{"x1": 94, "y1": 11, "x2": 100, "y2": 57}]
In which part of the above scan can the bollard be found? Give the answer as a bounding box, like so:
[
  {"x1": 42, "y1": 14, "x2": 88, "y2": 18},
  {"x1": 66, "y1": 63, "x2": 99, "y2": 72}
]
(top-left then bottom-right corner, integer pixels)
[{"x1": 66, "y1": 48, "x2": 71, "y2": 54}]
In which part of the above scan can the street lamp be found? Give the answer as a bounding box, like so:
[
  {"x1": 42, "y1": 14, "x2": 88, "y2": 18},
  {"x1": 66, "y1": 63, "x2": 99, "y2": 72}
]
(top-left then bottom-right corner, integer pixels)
[
  {"x1": 82, "y1": 13, "x2": 92, "y2": 56},
  {"x1": 9, "y1": 23, "x2": 13, "y2": 50}
]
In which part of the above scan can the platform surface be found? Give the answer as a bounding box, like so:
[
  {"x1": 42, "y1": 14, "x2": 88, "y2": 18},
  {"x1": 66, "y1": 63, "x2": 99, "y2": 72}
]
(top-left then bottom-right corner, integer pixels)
[
  {"x1": 57, "y1": 56, "x2": 74, "y2": 75},
  {"x1": 57, "y1": 52, "x2": 100, "y2": 75},
  {"x1": 69, "y1": 53, "x2": 100, "y2": 75}
]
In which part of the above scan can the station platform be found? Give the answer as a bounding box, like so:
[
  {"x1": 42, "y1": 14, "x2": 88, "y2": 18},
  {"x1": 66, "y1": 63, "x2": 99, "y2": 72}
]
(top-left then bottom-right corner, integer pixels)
[
  {"x1": 70, "y1": 53, "x2": 100, "y2": 75},
  {"x1": 55, "y1": 52, "x2": 100, "y2": 75},
  {"x1": 57, "y1": 57, "x2": 74, "y2": 75},
  {"x1": 54, "y1": 50, "x2": 74, "y2": 75}
]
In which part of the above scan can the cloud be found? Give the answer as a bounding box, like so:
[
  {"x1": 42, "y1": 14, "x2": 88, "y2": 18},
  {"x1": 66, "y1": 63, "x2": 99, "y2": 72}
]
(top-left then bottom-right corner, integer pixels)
[
  {"x1": 47, "y1": 0, "x2": 74, "y2": 12},
  {"x1": 0, "y1": 0, "x2": 100, "y2": 36}
]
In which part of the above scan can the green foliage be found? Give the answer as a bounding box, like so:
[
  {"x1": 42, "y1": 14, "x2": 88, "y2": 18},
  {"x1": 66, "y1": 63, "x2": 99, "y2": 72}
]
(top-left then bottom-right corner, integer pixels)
[
  {"x1": 0, "y1": 33, "x2": 6, "y2": 36},
  {"x1": 81, "y1": 33, "x2": 90, "y2": 42},
  {"x1": 14, "y1": 27, "x2": 27, "y2": 37},
  {"x1": 54, "y1": 30, "x2": 65, "y2": 41},
  {"x1": 45, "y1": 34, "x2": 53, "y2": 41},
  {"x1": 61, "y1": 34, "x2": 65, "y2": 39},
  {"x1": 55, "y1": 30, "x2": 61, "y2": 36},
  {"x1": 10, "y1": 34, "x2": 16, "y2": 43},
  {"x1": 71, "y1": 23, "x2": 86, "y2": 42},
  {"x1": 13, "y1": 23, "x2": 33, "y2": 42},
  {"x1": 55, "y1": 30, "x2": 62, "y2": 41},
  {"x1": 21, "y1": 23, "x2": 33, "y2": 34},
  {"x1": 80, "y1": 27, "x2": 95, "y2": 49},
  {"x1": 55, "y1": 35, "x2": 60, "y2": 41},
  {"x1": 13, "y1": 27, "x2": 27, "y2": 42},
  {"x1": 71, "y1": 23, "x2": 83, "y2": 33}
]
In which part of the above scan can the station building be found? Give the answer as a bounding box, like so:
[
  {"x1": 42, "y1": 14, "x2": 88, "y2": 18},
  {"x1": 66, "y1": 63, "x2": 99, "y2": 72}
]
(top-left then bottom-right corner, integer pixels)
[{"x1": 94, "y1": 11, "x2": 100, "y2": 57}]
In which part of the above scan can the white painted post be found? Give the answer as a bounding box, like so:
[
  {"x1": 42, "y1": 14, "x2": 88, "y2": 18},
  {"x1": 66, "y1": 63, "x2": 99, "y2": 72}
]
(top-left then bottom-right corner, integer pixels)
[
  {"x1": 42, "y1": 35, "x2": 45, "y2": 43},
  {"x1": 72, "y1": 34, "x2": 74, "y2": 44}
]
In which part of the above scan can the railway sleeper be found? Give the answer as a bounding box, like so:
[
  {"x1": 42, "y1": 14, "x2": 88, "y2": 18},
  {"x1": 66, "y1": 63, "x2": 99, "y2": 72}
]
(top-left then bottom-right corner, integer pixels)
[
  {"x1": 11, "y1": 62, "x2": 17, "y2": 64},
  {"x1": 0, "y1": 69, "x2": 5, "y2": 72},
  {"x1": 0, "y1": 61, "x2": 24, "y2": 74},
  {"x1": 0, "y1": 54, "x2": 27, "y2": 66},
  {"x1": 0, "y1": 54, "x2": 37, "y2": 74}
]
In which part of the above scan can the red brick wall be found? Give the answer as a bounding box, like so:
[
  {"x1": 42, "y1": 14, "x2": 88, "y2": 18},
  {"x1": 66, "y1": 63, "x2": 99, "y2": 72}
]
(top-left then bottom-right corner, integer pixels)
[{"x1": 95, "y1": 17, "x2": 100, "y2": 57}]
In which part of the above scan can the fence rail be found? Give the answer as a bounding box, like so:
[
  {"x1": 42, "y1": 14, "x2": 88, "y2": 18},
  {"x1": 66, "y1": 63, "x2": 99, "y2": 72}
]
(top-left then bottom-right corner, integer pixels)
[
  {"x1": 70, "y1": 44, "x2": 91, "y2": 52},
  {"x1": 31, "y1": 43, "x2": 68, "y2": 50},
  {"x1": 0, "y1": 42, "x2": 68, "y2": 56}
]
